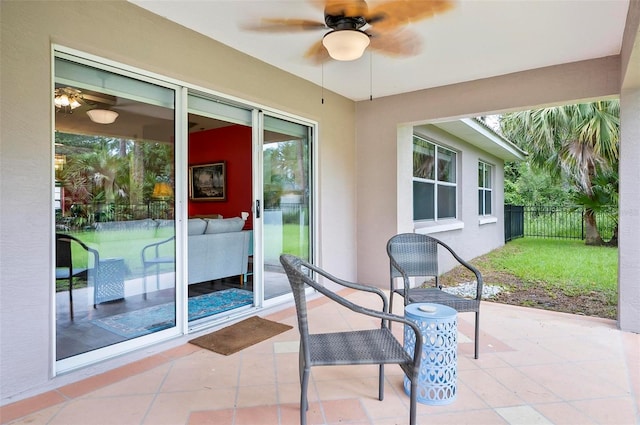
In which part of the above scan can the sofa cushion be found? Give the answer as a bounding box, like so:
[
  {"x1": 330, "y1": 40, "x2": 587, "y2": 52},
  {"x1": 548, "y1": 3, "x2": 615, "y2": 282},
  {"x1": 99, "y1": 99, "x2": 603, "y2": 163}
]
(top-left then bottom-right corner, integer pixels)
[
  {"x1": 204, "y1": 217, "x2": 244, "y2": 234},
  {"x1": 188, "y1": 218, "x2": 207, "y2": 235}
]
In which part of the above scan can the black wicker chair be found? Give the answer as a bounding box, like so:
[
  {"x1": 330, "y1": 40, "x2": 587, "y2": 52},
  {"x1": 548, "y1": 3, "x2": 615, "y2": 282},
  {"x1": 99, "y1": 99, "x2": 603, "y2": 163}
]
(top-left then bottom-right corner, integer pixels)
[
  {"x1": 387, "y1": 233, "x2": 483, "y2": 359},
  {"x1": 56, "y1": 233, "x2": 99, "y2": 320},
  {"x1": 280, "y1": 254, "x2": 423, "y2": 425}
]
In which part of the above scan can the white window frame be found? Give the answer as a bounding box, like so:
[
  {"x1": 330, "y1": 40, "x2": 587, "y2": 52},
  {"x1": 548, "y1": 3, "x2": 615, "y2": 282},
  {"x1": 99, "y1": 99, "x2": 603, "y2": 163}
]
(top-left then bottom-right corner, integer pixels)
[
  {"x1": 478, "y1": 160, "x2": 493, "y2": 217},
  {"x1": 412, "y1": 135, "x2": 458, "y2": 222}
]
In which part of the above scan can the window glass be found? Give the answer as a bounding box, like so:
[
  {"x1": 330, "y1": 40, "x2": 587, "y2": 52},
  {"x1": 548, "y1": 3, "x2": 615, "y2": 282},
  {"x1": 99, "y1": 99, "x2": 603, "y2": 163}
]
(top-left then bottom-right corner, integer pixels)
[
  {"x1": 413, "y1": 137, "x2": 435, "y2": 180},
  {"x1": 413, "y1": 181, "x2": 435, "y2": 220},
  {"x1": 437, "y1": 185, "x2": 456, "y2": 219},
  {"x1": 478, "y1": 161, "x2": 493, "y2": 216},
  {"x1": 437, "y1": 147, "x2": 456, "y2": 183},
  {"x1": 413, "y1": 135, "x2": 457, "y2": 221}
]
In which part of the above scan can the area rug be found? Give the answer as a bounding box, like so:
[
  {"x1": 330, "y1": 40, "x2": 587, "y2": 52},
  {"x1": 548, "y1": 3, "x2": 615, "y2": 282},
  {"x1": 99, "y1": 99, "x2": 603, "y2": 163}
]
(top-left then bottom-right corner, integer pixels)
[
  {"x1": 189, "y1": 316, "x2": 292, "y2": 355},
  {"x1": 92, "y1": 288, "x2": 253, "y2": 338}
]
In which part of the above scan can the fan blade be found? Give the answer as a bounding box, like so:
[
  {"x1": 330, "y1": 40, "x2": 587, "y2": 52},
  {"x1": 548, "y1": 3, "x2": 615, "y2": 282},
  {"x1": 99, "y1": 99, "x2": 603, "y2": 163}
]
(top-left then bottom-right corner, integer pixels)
[
  {"x1": 368, "y1": 28, "x2": 422, "y2": 57},
  {"x1": 366, "y1": 0, "x2": 454, "y2": 32},
  {"x1": 304, "y1": 40, "x2": 331, "y2": 64},
  {"x1": 242, "y1": 18, "x2": 326, "y2": 33}
]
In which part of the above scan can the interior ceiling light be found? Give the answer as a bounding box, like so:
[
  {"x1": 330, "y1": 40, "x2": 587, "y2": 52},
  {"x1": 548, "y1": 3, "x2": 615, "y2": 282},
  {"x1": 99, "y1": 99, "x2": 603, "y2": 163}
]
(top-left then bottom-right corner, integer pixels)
[
  {"x1": 322, "y1": 29, "x2": 370, "y2": 61},
  {"x1": 86, "y1": 109, "x2": 119, "y2": 125},
  {"x1": 54, "y1": 87, "x2": 82, "y2": 111}
]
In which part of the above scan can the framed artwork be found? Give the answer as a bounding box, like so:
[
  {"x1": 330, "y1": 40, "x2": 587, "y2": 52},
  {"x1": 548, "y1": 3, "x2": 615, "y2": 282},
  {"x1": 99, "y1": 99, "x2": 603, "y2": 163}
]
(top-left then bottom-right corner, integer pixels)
[{"x1": 189, "y1": 162, "x2": 226, "y2": 201}]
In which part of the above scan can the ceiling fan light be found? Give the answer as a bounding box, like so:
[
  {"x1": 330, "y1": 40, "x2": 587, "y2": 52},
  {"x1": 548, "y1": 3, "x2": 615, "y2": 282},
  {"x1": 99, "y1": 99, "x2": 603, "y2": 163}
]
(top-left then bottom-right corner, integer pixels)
[
  {"x1": 322, "y1": 29, "x2": 370, "y2": 61},
  {"x1": 86, "y1": 109, "x2": 119, "y2": 124}
]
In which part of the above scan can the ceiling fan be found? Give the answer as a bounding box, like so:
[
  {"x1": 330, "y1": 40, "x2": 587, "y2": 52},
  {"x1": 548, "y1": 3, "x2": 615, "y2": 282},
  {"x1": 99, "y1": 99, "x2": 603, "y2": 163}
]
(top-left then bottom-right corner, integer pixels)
[{"x1": 244, "y1": 0, "x2": 454, "y2": 63}]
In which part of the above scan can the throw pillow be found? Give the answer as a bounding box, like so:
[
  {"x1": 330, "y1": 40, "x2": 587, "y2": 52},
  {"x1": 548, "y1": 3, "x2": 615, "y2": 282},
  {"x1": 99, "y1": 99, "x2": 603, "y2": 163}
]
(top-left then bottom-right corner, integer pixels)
[
  {"x1": 204, "y1": 217, "x2": 245, "y2": 234},
  {"x1": 188, "y1": 218, "x2": 207, "y2": 235}
]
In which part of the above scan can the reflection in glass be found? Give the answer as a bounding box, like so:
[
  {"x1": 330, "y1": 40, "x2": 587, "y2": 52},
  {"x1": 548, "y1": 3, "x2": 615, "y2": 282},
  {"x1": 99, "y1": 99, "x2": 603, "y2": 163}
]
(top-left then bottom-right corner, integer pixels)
[
  {"x1": 54, "y1": 57, "x2": 176, "y2": 360},
  {"x1": 263, "y1": 116, "x2": 311, "y2": 300}
]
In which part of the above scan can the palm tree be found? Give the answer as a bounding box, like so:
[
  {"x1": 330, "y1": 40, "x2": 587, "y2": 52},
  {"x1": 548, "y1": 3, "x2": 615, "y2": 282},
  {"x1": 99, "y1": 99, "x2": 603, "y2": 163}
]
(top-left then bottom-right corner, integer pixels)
[{"x1": 500, "y1": 100, "x2": 619, "y2": 245}]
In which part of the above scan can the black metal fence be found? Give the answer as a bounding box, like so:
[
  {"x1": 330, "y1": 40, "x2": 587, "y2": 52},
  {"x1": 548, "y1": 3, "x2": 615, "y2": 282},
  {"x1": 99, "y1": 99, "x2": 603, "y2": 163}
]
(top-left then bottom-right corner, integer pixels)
[
  {"x1": 56, "y1": 201, "x2": 173, "y2": 230},
  {"x1": 504, "y1": 204, "x2": 617, "y2": 242}
]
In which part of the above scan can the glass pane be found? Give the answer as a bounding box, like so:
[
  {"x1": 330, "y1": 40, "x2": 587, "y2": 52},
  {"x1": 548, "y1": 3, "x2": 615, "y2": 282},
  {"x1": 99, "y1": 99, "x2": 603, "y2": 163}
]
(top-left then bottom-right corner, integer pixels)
[
  {"x1": 485, "y1": 190, "x2": 492, "y2": 215},
  {"x1": 437, "y1": 185, "x2": 456, "y2": 219},
  {"x1": 478, "y1": 163, "x2": 484, "y2": 187},
  {"x1": 263, "y1": 116, "x2": 311, "y2": 300},
  {"x1": 413, "y1": 181, "x2": 434, "y2": 220},
  {"x1": 186, "y1": 101, "x2": 254, "y2": 322},
  {"x1": 413, "y1": 137, "x2": 435, "y2": 180},
  {"x1": 437, "y1": 147, "x2": 456, "y2": 183},
  {"x1": 478, "y1": 190, "x2": 484, "y2": 215},
  {"x1": 485, "y1": 164, "x2": 492, "y2": 188},
  {"x1": 55, "y1": 60, "x2": 176, "y2": 360}
]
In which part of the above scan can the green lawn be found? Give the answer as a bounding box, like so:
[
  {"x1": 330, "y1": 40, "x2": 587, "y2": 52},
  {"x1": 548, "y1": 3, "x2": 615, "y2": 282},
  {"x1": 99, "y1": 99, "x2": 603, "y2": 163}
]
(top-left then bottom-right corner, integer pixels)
[{"x1": 478, "y1": 238, "x2": 618, "y2": 302}]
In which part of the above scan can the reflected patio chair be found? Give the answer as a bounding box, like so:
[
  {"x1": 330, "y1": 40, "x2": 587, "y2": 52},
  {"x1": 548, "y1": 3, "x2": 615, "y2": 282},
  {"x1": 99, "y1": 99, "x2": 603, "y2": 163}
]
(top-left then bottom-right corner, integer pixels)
[
  {"x1": 56, "y1": 233, "x2": 99, "y2": 320},
  {"x1": 141, "y1": 236, "x2": 175, "y2": 299},
  {"x1": 280, "y1": 254, "x2": 423, "y2": 425},
  {"x1": 387, "y1": 233, "x2": 483, "y2": 359}
]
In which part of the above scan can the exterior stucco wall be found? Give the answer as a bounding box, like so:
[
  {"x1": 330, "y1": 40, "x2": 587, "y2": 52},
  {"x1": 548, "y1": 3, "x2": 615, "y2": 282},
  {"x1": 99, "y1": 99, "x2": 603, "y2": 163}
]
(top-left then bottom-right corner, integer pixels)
[
  {"x1": 0, "y1": 1, "x2": 357, "y2": 403},
  {"x1": 355, "y1": 57, "x2": 621, "y2": 287},
  {"x1": 619, "y1": 87, "x2": 640, "y2": 333},
  {"x1": 405, "y1": 124, "x2": 507, "y2": 275}
]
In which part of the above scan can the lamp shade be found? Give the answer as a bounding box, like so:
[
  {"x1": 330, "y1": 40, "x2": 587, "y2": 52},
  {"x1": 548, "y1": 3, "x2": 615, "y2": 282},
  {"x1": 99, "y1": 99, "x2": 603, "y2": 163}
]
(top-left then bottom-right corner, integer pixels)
[
  {"x1": 152, "y1": 182, "x2": 173, "y2": 199},
  {"x1": 322, "y1": 29, "x2": 370, "y2": 61},
  {"x1": 86, "y1": 109, "x2": 119, "y2": 124}
]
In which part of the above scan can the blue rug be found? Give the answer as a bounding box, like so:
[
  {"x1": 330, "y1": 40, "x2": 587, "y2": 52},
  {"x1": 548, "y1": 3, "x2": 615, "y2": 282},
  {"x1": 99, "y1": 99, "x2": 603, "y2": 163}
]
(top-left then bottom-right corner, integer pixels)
[{"x1": 93, "y1": 288, "x2": 253, "y2": 338}]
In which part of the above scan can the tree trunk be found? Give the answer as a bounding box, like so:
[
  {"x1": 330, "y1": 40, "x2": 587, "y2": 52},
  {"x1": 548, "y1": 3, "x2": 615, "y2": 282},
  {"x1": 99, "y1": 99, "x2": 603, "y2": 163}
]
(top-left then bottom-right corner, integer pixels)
[
  {"x1": 584, "y1": 209, "x2": 604, "y2": 246},
  {"x1": 129, "y1": 141, "x2": 144, "y2": 215}
]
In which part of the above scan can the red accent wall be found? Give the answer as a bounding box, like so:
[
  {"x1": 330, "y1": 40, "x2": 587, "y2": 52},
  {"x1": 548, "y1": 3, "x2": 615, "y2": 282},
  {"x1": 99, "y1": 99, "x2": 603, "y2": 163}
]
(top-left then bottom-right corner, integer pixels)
[{"x1": 188, "y1": 125, "x2": 252, "y2": 228}]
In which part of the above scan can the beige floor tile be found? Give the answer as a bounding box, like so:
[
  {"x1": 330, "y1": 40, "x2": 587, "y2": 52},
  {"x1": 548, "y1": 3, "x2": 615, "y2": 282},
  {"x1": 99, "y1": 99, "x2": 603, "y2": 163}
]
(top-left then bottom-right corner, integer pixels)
[
  {"x1": 532, "y1": 402, "x2": 598, "y2": 425},
  {"x1": 571, "y1": 397, "x2": 639, "y2": 425},
  {"x1": 186, "y1": 408, "x2": 234, "y2": 425},
  {"x1": 459, "y1": 368, "x2": 524, "y2": 407},
  {"x1": 234, "y1": 405, "x2": 280, "y2": 425},
  {"x1": 320, "y1": 398, "x2": 370, "y2": 424},
  {"x1": 2, "y1": 404, "x2": 64, "y2": 425},
  {"x1": 144, "y1": 389, "x2": 237, "y2": 424},
  {"x1": 83, "y1": 363, "x2": 172, "y2": 398},
  {"x1": 495, "y1": 405, "x2": 553, "y2": 425},
  {"x1": 48, "y1": 394, "x2": 154, "y2": 425},
  {"x1": 236, "y1": 383, "x2": 278, "y2": 407}
]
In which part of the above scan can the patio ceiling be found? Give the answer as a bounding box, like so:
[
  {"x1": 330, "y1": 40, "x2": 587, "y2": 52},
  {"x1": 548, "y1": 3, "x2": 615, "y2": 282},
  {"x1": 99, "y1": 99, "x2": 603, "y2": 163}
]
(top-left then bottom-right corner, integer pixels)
[{"x1": 129, "y1": 0, "x2": 630, "y2": 101}]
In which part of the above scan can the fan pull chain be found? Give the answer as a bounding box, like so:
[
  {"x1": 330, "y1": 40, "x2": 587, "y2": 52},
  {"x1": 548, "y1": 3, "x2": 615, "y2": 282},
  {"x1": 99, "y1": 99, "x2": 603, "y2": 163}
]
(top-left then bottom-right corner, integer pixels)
[{"x1": 321, "y1": 63, "x2": 325, "y2": 105}]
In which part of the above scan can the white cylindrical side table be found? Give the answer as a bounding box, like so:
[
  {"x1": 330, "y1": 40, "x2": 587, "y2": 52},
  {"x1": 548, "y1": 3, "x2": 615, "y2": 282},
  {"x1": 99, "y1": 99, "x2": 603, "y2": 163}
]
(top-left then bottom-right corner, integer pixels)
[{"x1": 403, "y1": 302, "x2": 457, "y2": 405}]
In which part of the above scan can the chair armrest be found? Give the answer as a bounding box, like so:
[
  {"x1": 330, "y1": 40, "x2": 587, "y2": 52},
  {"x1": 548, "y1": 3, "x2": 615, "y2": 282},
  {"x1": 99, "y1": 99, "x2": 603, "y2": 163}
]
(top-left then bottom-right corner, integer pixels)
[
  {"x1": 57, "y1": 233, "x2": 100, "y2": 265},
  {"x1": 301, "y1": 264, "x2": 424, "y2": 361},
  {"x1": 302, "y1": 260, "x2": 391, "y2": 314},
  {"x1": 436, "y1": 239, "x2": 484, "y2": 300},
  {"x1": 141, "y1": 236, "x2": 175, "y2": 264}
]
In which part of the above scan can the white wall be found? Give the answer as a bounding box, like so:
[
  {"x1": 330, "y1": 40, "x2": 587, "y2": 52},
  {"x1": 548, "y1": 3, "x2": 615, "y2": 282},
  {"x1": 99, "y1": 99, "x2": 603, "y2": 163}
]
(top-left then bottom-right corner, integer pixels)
[{"x1": 0, "y1": 0, "x2": 357, "y2": 403}]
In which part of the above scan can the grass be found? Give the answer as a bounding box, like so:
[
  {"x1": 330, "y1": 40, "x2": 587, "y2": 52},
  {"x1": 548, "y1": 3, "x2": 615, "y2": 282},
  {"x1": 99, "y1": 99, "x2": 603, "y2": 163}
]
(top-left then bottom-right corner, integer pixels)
[{"x1": 477, "y1": 238, "x2": 618, "y2": 303}]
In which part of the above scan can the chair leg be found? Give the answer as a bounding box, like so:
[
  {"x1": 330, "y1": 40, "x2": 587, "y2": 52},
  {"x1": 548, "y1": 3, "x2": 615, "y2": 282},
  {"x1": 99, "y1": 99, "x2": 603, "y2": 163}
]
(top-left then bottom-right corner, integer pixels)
[
  {"x1": 409, "y1": 379, "x2": 417, "y2": 425},
  {"x1": 474, "y1": 311, "x2": 480, "y2": 359},
  {"x1": 389, "y1": 291, "x2": 395, "y2": 330},
  {"x1": 378, "y1": 364, "x2": 384, "y2": 400},
  {"x1": 300, "y1": 368, "x2": 310, "y2": 425},
  {"x1": 142, "y1": 266, "x2": 148, "y2": 300},
  {"x1": 68, "y1": 277, "x2": 74, "y2": 320}
]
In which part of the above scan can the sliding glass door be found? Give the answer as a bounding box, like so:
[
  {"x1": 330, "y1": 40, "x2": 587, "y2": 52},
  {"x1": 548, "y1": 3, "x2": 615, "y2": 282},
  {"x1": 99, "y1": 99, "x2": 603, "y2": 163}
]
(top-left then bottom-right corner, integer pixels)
[
  {"x1": 262, "y1": 115, "x2": 312, "y2": 300},
  {"x1": 54, "y1": 53, "x2": 178, "y2": 364},
  {"x1": 53, "y1": 49, "x2": 316, "y2": 371}
]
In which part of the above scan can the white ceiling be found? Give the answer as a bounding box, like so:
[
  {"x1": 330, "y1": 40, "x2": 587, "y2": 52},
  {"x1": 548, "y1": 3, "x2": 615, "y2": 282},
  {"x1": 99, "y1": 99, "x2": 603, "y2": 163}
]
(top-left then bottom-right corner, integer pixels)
[{"x1": 130, "y1": 0, "x2": 630, "y2": 101}]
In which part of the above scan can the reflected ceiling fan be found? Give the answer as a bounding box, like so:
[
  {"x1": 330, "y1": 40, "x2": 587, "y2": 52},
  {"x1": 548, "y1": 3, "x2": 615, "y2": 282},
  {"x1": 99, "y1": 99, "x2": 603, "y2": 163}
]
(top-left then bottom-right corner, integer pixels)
[{"x1": 244, "y1": 0, "x2": 454, "y2": 63}]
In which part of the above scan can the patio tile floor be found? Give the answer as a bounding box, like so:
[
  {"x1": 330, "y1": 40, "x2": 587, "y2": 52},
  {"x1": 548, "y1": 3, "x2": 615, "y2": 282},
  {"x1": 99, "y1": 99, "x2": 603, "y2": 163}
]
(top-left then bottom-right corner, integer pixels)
[{"x1": 1, "y1": 291, "x2": 638, "y2": 425}]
